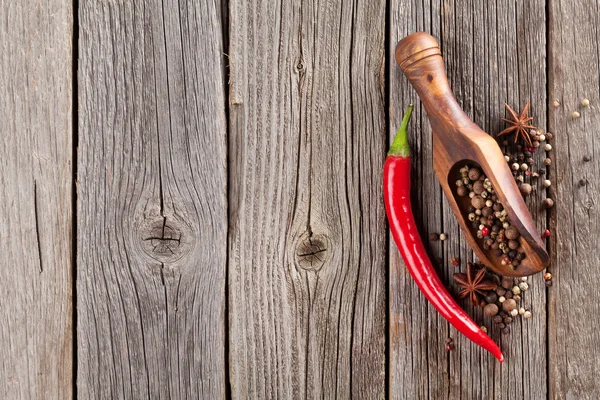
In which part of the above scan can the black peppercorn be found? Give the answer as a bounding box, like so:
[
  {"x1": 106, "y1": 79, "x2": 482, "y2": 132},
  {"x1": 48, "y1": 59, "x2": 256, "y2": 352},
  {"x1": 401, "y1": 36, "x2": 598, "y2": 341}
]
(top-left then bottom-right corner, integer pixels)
[
  {"x1": 493, "y1": 315, "x2": 503, "y2": 324},
  {"x1": 485, "y1": 292, "x2": 498, "y2": 304},
  {"x1": 583, "y1": 155, "x2": 591, "y2": 162},
  {"x1": 503, "y1": 316, "x2": 513, "y2": 324},
  {"x1": 502, "y1": 326, "x2": 511, "y2": 334},
  {"x1": 545, "y1": 280, "x2": 553, "y2": 287},
  {"x1": 429, "y1": 233, "x2": 439, "y2": 241},
  {"x1": 579, "y1": 179, "x2": 587, "y2": 187},
  {"x1": 497, "y1": 323, "x2": 506, "y2": 329}
]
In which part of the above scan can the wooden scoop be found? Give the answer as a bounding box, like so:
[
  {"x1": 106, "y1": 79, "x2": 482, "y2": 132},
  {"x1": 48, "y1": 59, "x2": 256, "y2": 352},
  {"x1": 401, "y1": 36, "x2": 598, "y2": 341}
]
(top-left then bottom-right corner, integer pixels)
[{"x1": 395, "y1": 32, "x2": 549, "y2": 276}]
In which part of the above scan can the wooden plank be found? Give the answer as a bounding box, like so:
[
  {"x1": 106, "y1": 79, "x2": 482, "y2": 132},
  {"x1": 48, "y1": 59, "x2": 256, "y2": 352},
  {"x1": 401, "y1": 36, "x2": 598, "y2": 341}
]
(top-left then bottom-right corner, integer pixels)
[
  {"x1": 77, "y1": 0, "x2": 227, "y2": 398},
  {"x1": 0, "y1": 1, "x2": 73, "y2": 399},
  {"x1": 227, "y1": 0, "x2": 387, "y2": 397},
  {"x1": 548, "y1": 0, "x2": 600, "y2": 398},
  {"x1": 389, "y1": 1, "x2": 548, "y2": 398}
]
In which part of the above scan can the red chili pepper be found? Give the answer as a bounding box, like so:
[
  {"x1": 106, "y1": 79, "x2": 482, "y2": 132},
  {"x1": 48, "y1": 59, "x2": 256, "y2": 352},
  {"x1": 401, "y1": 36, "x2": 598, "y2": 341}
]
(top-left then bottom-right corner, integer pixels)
[{"x1": 384, "y1": 104, "x2": 504, "y2": 362}]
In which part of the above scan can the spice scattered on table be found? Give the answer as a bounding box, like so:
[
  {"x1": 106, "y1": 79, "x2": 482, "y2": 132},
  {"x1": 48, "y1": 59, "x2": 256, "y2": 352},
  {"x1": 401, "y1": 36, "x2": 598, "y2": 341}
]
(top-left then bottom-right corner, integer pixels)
[{"x1": 452, "y1": 260, "x2": 534, "y2": 334}]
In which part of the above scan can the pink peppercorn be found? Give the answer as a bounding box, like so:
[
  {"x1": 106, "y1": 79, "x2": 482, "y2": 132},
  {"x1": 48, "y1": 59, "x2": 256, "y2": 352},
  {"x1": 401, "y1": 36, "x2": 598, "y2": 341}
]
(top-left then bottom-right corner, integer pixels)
[{"x1": 542, "y1": 229, "x2": 551, "y2": 238}]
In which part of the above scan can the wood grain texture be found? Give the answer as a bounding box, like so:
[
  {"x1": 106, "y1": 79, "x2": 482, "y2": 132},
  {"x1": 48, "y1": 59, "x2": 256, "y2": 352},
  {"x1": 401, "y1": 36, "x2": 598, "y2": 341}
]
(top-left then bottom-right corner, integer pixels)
[
  {"x1": 77, "y1": 0, "x2": 227, "y2": 398},
  {"x1": 227, "y1": 0, "x2": 387, "y2": 397},
  {"x1": 389, "y1": 1, "x2": 548, "y2": 398},
  {"x1": 548, "y1": 0, "x2": 600, "y2": 398},
  {"x1": 0, "y1": 1, "x2": 73, "y2": 399}
]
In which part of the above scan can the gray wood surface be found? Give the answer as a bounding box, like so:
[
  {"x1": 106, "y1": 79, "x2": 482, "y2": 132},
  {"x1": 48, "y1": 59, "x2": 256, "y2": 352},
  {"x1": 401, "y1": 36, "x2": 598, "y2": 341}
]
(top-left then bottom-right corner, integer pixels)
[
  {"x1": 1, "y1": 0, "x2": 599, "y2": 398},
  {"x1": 77, "y1": 0, "x2": 228, "y2": 398},
  {"x1": 548, "y1": 0, "x2": 600, "y2": 398},
  {"x1": 0, "y1": 1, "x2": 73, "y2": 399},
  {"x1": 227, "y1": 0, "x2": 388, "y2": 397},
  {"x1": 389, "y1": 1, "x2": 549, "y2": 398}
]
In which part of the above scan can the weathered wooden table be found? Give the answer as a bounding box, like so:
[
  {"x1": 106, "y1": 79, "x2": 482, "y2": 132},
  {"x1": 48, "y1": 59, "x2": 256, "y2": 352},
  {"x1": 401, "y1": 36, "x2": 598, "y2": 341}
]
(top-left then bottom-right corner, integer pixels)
[{"x1": 1, "y1": 0, "x2": 598, "y2": 398}]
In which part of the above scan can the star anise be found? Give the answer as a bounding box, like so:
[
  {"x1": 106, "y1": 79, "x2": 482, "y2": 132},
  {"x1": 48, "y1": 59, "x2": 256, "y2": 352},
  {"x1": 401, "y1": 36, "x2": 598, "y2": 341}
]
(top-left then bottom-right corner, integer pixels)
[
  {"x1": 453, "y1": 263, "x2": 497, "y2": 306},
  {"x1": 498, "y1": 101, "x2": 536, "y2": 146}
]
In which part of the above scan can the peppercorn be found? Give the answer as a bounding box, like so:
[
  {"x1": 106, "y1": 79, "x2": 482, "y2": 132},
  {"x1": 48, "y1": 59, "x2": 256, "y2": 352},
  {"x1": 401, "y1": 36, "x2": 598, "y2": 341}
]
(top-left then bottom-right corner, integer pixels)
[
  {"x1": 512, "y1": 286, "x2": 521, "y2": 295},
  {"x1": 542, "y1": 229, "x2": 551, "y2": 238},
  {"x1": 502, "y1": 298, "x2": 517, "y2": 312},
  {"x1": 497, "y1": 323, "x2": 506, "y2": 329},
  {"x1": 485, "y1": 292, "x2": 498, "y2": 304},
  {"x1": 523, "y1": 311, "x2": 532, "y2": 319},
  {"x1": 502, "y1": 326, "x2": 510, "y2": 334},
  {"x1": 513, "y1": 294, "x2": 521, "y2": 302},
  {"x1": 546, "y1": 132, "x2": 554, "y2": 140},
  {"x1": 544, "y1": 272, "x2": 552, "y2": 281},
  {"x1": 543, "y1": 198, "x2": 554, "y2": 209},
  {"x1": 451, "y1": 257, "x2": 460, "y2": 267},
  {"x1": 519, "y1": 183, "x2": 532, "y2": 196},
  {"x1": 504, "y1": 290, "x2": 513, "y2": 299},
  {"x1": 582, "y1": 98, "x2": 590, "y2": 107},
  {"x1": 519, "y1": 282, "x2": 529, "y2": 291},
  {"x1": 499, "y1": 311, "x2": 508, "y2": 318},
  {"x1": 471, "y1": 195, "x2": 486, "y2": 209},
  {"x1": 572, "y1": 111, "x2": 581, "y2": 119},
  {"x1": 510, "y1": 309, "x2": 519, "y2": 317},
  {"x1": 439, "y1": 233, "x2": 447, "y2": 241},
  {"x1": 429, "y1": 233, "x2": 439, "y2": 241},
  {"x1": 553, "y1": 100, "x2": 560, "y2": 107},
  {"x1": 511, "y1": 163, "x2": 520, "y2": 171},
  {"x1": 544, "y1": 158, "x2": 552, "y2": 166},
  {"x1": 484, "y1": 303, "x2": 499, "y2": 317},
  {"x1": 538, "y1": 169, "x2": 546, "y2": 176},
  {"x1": 498, "y1": 296, "x2": 506, "y2": 303},
  {"x1": 544, "y1": 144, "x2": 552, "y2": 152},
  {"x1": 583, "y1": 155, "x2": 591, "y2": 162},
  {"x1": 501, "y1": 277, "x2": 513, "y2": 289},
  {"x1": 468, "y1": 167, "x2": 482, "y2": 181},
  {"x1": 480, "y1": 326, "x2": 488, "y2": 333},
  {"x1": 505, "y1": 226, "x2": 520, "y2": 240},
  {"x1": 457, "y1": 186, "x2": 467, "y2": 196},
  {"x1": 539, "y1": 134, "x2": 546, "y2": 142},
  {"x1": 546, "y1": 280, "x2": 553, "y2": 287},
  {"x1": 445, "y1": 342, "x2": 455, "y2": 351},
  {"x1": 492, "y1": 315, "x2": 503, "y2": 324},
  {"x1": 503, "y1": 316, "x2": 513, "y2": 325},
  {"x1": 495, "y1": 287, "x2": 506, "y2": 296}
]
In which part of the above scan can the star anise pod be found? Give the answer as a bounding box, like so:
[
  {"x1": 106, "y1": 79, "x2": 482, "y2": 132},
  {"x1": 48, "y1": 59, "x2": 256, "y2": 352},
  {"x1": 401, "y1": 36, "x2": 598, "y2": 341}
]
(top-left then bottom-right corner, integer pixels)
[
  {"x1": 498, "y1": 101, "x2": 536, "y2": 146},
  {"x1": 453, "y1": 263, "x2": 497, "y2": 306}
]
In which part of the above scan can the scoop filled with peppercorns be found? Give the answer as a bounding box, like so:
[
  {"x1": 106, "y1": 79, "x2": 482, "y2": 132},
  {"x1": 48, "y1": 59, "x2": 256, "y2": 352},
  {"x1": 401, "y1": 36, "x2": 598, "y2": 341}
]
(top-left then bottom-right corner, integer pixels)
[{"x1": 456, "y1": 165, "x2": 527, "y2": 269}]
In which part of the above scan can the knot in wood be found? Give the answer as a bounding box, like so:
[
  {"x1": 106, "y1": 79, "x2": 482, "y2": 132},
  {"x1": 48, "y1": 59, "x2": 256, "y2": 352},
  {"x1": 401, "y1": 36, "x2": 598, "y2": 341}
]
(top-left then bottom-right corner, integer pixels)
[
  {"x1": 139, "y1": 216, "x2": 190, "y2": 264},
  {"x1": 295, "y1": 231, "x2": 329, "y2": 271}
]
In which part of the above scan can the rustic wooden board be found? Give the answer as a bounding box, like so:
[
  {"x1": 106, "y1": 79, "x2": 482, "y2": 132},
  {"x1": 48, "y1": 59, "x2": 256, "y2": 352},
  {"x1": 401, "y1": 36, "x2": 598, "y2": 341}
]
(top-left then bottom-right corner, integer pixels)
[
  {"x1": 227, "y1": 0, "x2": 387, "y2": 397},
  {"x1": 0, "y1": 1, "x2": 73, "y2": 399},
  {"x1": 548, "y1": 0, "x2": 600, "y2": 397},
  {"x1": 389, "y1": 1, "x2": 548, "y2": 398},
  {"x1": 77, "y1": 0, "x2": 228, "y2": 398}
]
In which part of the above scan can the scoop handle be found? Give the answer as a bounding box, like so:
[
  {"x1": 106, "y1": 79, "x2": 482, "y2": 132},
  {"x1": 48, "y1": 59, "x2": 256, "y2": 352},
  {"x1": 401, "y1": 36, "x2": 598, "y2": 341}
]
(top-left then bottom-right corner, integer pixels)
[{"x1": 395, "y1": 32, "x2": 474, "y2": 132}]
